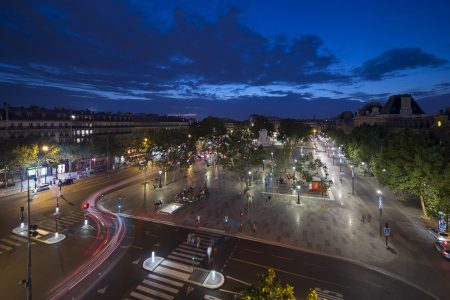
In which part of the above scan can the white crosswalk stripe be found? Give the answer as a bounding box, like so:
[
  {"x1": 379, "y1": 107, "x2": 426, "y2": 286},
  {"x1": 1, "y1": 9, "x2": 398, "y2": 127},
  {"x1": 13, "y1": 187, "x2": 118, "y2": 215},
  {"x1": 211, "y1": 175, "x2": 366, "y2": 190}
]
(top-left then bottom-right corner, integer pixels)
[
  {"x1": 9, "y1": 235, "x2": 29, "y2": 243},
  {"x1": 315, "y1": 287, "x2": 344, "y2": 300},
  {"x1": 130, "y1": 291, "x2": 156, "y2": 300},
  {"x1": 0, "y1": 243, "x2": 13, "y2": 251},
  {"x1": 136, "y1": 285, "x2": 174, "y2": 300},
  {"x1": 1, "y1": 238, "x2": 21, "y2": 247},
  {"x1": 147, "y1": 274, "x2": 183, "y2": 287},
  {"x1": 175, "y1": 247, "x2": 206, "y2": 256},
  {"x1": 168, "y1": 255, "x2": 200, "y2": 265},
  {"x1": 126, "y1": 230, "x2": 222, "y2": 300}
]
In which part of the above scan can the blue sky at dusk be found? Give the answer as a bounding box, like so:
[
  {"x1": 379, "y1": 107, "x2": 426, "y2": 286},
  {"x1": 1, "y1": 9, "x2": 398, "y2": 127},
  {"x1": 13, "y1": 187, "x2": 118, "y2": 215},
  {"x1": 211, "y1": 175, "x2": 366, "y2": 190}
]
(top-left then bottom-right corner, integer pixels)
[{"x1": 1, "y1": 0, "x2": 450, "y2": 119}]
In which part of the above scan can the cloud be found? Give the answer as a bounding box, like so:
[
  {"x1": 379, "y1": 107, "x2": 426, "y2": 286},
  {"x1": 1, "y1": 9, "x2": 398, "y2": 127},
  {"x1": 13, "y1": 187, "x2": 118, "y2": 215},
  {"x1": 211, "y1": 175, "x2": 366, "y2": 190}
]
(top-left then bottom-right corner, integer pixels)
[{"x1": 355, "y1": 48, "x2": 447, "y2": 80}]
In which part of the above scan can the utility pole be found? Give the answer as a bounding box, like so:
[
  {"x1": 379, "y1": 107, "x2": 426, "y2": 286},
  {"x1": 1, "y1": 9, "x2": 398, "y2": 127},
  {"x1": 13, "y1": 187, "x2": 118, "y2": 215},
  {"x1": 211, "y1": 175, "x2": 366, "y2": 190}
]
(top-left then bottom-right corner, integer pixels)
[{"x1": 26, "y1": 171, "x2": 32, "y2": 300}]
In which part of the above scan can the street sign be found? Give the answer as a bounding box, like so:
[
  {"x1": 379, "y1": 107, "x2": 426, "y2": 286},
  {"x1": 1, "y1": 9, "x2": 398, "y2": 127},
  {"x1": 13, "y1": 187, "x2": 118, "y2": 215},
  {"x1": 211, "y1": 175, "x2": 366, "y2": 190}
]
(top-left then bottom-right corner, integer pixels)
[{"x1": 384, "y1": 227, "x2": 391, "y2": 236}]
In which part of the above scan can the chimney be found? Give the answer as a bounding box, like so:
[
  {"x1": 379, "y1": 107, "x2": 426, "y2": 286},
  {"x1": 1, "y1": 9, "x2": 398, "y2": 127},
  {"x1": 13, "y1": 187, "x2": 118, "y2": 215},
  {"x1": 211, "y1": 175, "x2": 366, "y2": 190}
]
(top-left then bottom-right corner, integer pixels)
[{"x1": 400, "y1": 95, "x2": 412, "y2": 116}]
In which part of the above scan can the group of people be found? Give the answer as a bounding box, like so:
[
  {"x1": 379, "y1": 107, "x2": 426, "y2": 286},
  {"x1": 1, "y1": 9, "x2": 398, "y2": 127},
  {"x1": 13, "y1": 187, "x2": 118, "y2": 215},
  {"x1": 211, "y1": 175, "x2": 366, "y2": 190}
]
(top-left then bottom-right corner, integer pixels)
[
  {"x1": 186, "y1": 232, "x2": 201, "y2": 248},
  {"x1": 361, "y1": 214, "x2": 372, "y2": 223}
]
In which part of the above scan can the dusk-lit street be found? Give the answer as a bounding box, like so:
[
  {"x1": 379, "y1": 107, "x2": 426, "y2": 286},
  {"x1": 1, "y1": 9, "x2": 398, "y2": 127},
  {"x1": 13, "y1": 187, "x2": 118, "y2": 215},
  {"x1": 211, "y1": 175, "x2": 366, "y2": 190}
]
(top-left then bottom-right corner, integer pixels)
[{"x1": 1, "y1": 1, "x2": 450, "y2": 300}]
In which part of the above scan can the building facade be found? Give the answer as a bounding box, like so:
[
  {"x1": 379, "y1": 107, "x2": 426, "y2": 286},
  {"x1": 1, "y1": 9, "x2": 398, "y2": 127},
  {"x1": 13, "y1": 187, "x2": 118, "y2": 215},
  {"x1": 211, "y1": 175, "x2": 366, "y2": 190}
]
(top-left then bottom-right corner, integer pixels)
[
  {"x1": 336, "y1": 94, "x2": 442, "y2": 133},
  {"x1": 0, "y1": 103, "x2": 190, "y2": 143}
]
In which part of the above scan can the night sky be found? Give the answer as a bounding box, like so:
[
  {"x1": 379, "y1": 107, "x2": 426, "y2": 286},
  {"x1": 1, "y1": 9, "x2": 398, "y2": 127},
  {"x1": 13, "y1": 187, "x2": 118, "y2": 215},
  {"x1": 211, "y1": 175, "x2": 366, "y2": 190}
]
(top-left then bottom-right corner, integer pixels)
[{"x1": 1, "y1": 0, "x2": 450, "y2": 119}]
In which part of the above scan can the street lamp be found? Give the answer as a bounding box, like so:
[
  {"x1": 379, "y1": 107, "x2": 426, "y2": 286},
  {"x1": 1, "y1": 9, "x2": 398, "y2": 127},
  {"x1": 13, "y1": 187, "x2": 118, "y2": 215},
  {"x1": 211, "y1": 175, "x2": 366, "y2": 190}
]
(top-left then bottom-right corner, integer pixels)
[
  {"x1": 332, "y1": 147, "x2": 335, "y2": 165},
  {"x1": 378, "y1": 190, "x2": 383, "y2": 237},
  {"x1": 248, "y1": 171, "x2": 252, "y2": 186},
  {"x1": 42, "y1": 145, "x2": 49, "y2": 184},
  {"x1": 70, "y1": 115, "x2": 75, "y2": 142},
  {"x1": 297, "y1": 185, "x2": 301, "y2": 204},
  {"x1": 351, "y1": 164, "x2": 355, "y2": 195},
  {"x1": 158, "y1": 170, "x2": 162, "y2": 188}
]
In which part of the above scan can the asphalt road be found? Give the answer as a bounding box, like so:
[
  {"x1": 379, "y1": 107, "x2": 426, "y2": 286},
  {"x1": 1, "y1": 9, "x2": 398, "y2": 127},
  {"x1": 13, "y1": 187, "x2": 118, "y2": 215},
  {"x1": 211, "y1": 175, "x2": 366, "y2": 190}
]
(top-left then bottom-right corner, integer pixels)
[{"x1": 82, "y1": 219, "x2": 436, "y2": 300}]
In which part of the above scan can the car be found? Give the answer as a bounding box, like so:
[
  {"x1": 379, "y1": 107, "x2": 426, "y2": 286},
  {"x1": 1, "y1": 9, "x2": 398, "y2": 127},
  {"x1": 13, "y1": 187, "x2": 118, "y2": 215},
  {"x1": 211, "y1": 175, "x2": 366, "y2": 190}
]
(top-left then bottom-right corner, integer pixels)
[
  {"x1": 36, "y1": 183, "x2": 50, "y2": 192},
  {"x1": 58, "y1": 178, "x2": 74, "y2": 186},
  {"x1": 434, "y1": 241, "x2": 450, "y2": 259},
  {"x1": 428, "y1": 228, "x2": 450, "y2": 242}
]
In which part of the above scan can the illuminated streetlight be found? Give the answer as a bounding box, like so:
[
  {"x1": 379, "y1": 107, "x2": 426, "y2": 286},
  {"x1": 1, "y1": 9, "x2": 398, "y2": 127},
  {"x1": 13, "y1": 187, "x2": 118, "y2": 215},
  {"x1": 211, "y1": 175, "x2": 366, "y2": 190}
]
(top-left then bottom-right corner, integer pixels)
[
  {"x1": 297, "y1": 185, "x2": 301, "y2": 204},
  {"x1": 377, "y1": 190, "x2": 383, "y2": 237},
  {"x1": 248, "y1": 171, "x2": 253, "y2": 186},
  {"x1": 158, "y1": 170, "x2": 162, "y2": 188}
]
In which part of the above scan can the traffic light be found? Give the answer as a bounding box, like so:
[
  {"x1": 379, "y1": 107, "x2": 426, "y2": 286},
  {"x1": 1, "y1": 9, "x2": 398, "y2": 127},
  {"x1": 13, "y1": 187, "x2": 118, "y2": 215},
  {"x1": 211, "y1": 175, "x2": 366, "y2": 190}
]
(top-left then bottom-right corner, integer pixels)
[
  {"x1": 82, "y1": 202, "x2": 89, "y2": 209},
  {"x1": 29, "y1": 225, "x2": 39, "y2": 237}
]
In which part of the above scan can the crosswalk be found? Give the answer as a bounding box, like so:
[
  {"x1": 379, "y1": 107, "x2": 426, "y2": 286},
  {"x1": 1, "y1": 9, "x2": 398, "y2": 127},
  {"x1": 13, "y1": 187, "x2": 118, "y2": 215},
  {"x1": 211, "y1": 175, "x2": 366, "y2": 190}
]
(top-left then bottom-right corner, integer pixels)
[
  {"x1": 37, "y1": 211, "x2": 87, "y2": 233},
  {"x1": 126, "y1": 231, "x2": 222, "y2": 300},
  {"x1": 315, "y1": 287, "x2": 344, "y2": 300},
  {"x1": 0, "y1": 234, "x2": 35, "y2": 255}
]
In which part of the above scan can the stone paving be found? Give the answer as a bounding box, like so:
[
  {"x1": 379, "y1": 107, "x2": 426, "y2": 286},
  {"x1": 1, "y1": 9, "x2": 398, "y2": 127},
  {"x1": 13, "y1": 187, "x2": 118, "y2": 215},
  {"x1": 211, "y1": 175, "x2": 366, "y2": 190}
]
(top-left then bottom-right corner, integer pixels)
[{"x1": 100, "y1": 157, "x2": 395, "y2": 268}]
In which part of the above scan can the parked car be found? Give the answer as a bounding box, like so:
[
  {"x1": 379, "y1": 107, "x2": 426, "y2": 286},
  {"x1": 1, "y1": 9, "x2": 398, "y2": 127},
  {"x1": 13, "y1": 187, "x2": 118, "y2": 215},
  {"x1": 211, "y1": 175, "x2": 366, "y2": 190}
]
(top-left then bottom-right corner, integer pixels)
[
  {"x1": 36, "y1": 183, "x2": 50, "y2": 192},
  {"x1": 58, "y1": 178, "x2": 74, "y2": 186},
  {"x1": 434, "y1": 241, "x2": 450, "y2": 259},
  {"x1": 428, "y1": 228, "x2": 450, "y2": 242}
]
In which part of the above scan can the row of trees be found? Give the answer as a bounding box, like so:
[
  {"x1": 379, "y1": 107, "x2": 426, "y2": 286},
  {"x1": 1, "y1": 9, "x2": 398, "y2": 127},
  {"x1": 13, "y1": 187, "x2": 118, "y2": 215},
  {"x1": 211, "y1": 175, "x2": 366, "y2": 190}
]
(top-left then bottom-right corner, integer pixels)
[
  {"x1": 327, "y1": 125, "x2": 450, "y2": 219},
  {"x1": 0, "y1": 116, "x2": 315, "y2": 187}
]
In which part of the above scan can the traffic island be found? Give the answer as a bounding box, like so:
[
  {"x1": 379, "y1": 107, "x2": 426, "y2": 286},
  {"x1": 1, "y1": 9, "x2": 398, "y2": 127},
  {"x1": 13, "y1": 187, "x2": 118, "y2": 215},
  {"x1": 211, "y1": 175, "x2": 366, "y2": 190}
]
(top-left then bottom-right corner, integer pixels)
[
  {"x1": 12, "y1": 225, "x2": 66, "y2": 244},
  {"x1": 142, "y1": 255, "x2": 164, "y2": 272}
]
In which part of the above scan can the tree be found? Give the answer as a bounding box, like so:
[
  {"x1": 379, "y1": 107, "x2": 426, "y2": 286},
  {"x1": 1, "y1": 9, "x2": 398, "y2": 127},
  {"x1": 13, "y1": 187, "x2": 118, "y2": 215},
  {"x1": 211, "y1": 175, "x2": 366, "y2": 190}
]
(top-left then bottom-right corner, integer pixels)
[
  {"x1": 380, "y1": 130, "x2": 442, "y2": 218},
  {"x1": 306, "y1": 289, "x2": 319, "y2": 300},
  {"x1": 241, "y1": 268, "x2": 295, "y2": 300}
]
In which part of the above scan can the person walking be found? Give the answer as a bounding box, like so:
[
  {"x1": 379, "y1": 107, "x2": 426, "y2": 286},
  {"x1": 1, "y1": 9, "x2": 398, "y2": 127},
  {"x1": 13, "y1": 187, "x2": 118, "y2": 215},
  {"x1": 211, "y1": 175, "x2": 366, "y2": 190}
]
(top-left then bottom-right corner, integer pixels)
[{"x1": 196, "y1": 236, "x2": 201, "y2": 248}]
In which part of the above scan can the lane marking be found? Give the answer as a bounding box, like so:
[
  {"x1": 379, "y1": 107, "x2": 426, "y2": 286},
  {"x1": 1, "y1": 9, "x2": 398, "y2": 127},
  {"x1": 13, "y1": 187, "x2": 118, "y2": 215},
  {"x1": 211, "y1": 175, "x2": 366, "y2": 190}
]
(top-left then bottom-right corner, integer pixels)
[
  {"x1": 271, "y1": 254, "x2": 293, "y2": 261},
  {"x1": 225, "y1": 276, "x2": 251, "y2": 286},
  {"x1": 219, "y1": 289, "x2": 243, "y2": 295},
  {"x1": 243, "y1": 248, "x2": 263, "y2": 254},
  {"x1": 232, "y1": 258, "x2": 349, "y2": 289}
]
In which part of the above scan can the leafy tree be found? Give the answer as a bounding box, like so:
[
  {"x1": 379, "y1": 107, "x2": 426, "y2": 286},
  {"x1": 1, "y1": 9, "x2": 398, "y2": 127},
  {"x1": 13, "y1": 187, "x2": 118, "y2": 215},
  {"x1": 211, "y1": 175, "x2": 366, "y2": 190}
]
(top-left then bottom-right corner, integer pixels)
[
  {"x1": 306, "y1": 289, "x2": 319, "y2": 300},
  {"x1": 191, "y1": 117, "x2": 226, "y2": 138},
  {"x1": 278, "y1": 119, "x2": 311, "y2": 142},
  {"x1": 250, "y1": 115, "x2": 275, "y2": 137},
  {"x1": 241, "y1": 268, "x2": 295, "y2": 300},
  {"x1": 380, "y1": 130, "x2": 442, "y2": 218}
]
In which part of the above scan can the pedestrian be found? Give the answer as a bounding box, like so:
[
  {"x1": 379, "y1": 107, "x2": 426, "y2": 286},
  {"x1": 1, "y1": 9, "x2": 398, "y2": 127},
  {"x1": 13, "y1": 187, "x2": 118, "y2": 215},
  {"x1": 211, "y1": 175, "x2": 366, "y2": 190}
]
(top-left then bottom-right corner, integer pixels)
[
  {"x1": 252, "y1": 222, "x2": 257, "y2": 232},
  {"x1": 191, "y1": 234, "x2": 196, "y2": 245},
  {"x1": 196, "y1": 215, "x2": 200, "y2": 225},
  {"x1": 196, "y1": 236, "x2": 201, "y2": 248},
  {"x1": 187, "y1": 233, "x2": 192, "y2": 245},
  {"x1": 362, "y1": 214, "x2": 366, "y2": 223},
  {"x1": 268, "y1": 196, "x2": 271, "y2": 202}
]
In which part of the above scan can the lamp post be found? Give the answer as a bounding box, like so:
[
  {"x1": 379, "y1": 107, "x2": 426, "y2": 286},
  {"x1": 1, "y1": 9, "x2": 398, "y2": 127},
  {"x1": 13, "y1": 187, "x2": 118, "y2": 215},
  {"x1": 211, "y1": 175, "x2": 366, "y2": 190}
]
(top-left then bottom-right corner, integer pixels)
[
  {"x1": 271, "y1": 152, "x2": 274, "y2": 174},
  {"x1": 351, "y1": 165, "x2": 355, "y2": 195},
  {"x1": 378, "y1": 190, "x2": 383, "y2": 237},
  {"x1": 26, "y1": 167, "x2": 35, "y2": 300},
  {"x1": 332, "y1": 148, "x2": 335, "y2": 166},
  {"x1": 297, "y1": 185, "x2": 301, "y2": 204},
  {"x1": 143, "y1": 161, "x2": 148, "y2": 185},
  {"x1": 42, "y1": 145, "x2": 48, "y2": 184},
  {"x1": 339, "y1": 155, "x2": 342, "y2": 173},
  {"x1": 70, "y1": 115, "x2": 75, "y2": 143},
  {"x1": 158, "y1": 170, "x2": 162, "y2": 188},
  {"x1": 292, "y1": 166, "x2": 296, "y2": 181},
  {"x1": 248, "y1": 171, "x2": 252, "y2": 186}
]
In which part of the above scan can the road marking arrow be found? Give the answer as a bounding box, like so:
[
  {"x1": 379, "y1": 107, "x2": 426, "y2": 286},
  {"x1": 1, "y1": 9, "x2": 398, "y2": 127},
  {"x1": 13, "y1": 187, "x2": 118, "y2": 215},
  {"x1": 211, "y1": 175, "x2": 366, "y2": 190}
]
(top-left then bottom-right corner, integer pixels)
[{"x1": 97, "y1": 285, "x2": 109, "y2": 294}]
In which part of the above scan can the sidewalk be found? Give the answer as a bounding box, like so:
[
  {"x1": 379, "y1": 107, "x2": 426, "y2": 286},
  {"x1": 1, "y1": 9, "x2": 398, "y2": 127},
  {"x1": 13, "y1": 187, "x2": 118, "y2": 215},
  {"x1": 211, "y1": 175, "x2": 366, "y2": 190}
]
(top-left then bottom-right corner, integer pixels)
[{"x1": 0, "y1": 171, "x2": 92, "y2": 198}]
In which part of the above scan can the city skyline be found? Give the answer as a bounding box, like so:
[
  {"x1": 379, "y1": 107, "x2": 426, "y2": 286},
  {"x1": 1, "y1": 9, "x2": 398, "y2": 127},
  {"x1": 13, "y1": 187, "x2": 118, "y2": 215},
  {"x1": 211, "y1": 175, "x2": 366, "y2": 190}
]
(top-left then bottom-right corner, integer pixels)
[{"x1": 1, "y1": 0, "x2": 450, "y2": 119}]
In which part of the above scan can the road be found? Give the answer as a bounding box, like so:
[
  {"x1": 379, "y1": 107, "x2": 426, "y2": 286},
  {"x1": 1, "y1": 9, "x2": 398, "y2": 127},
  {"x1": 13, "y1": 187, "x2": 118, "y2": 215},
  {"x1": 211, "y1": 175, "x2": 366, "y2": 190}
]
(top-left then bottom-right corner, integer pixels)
[
  {"x1": 0, "y1": 141, "x2": 449, "y2": 299},
  {"x1": 83, "y1": 220, "x2": 435, "y2": 300}
]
